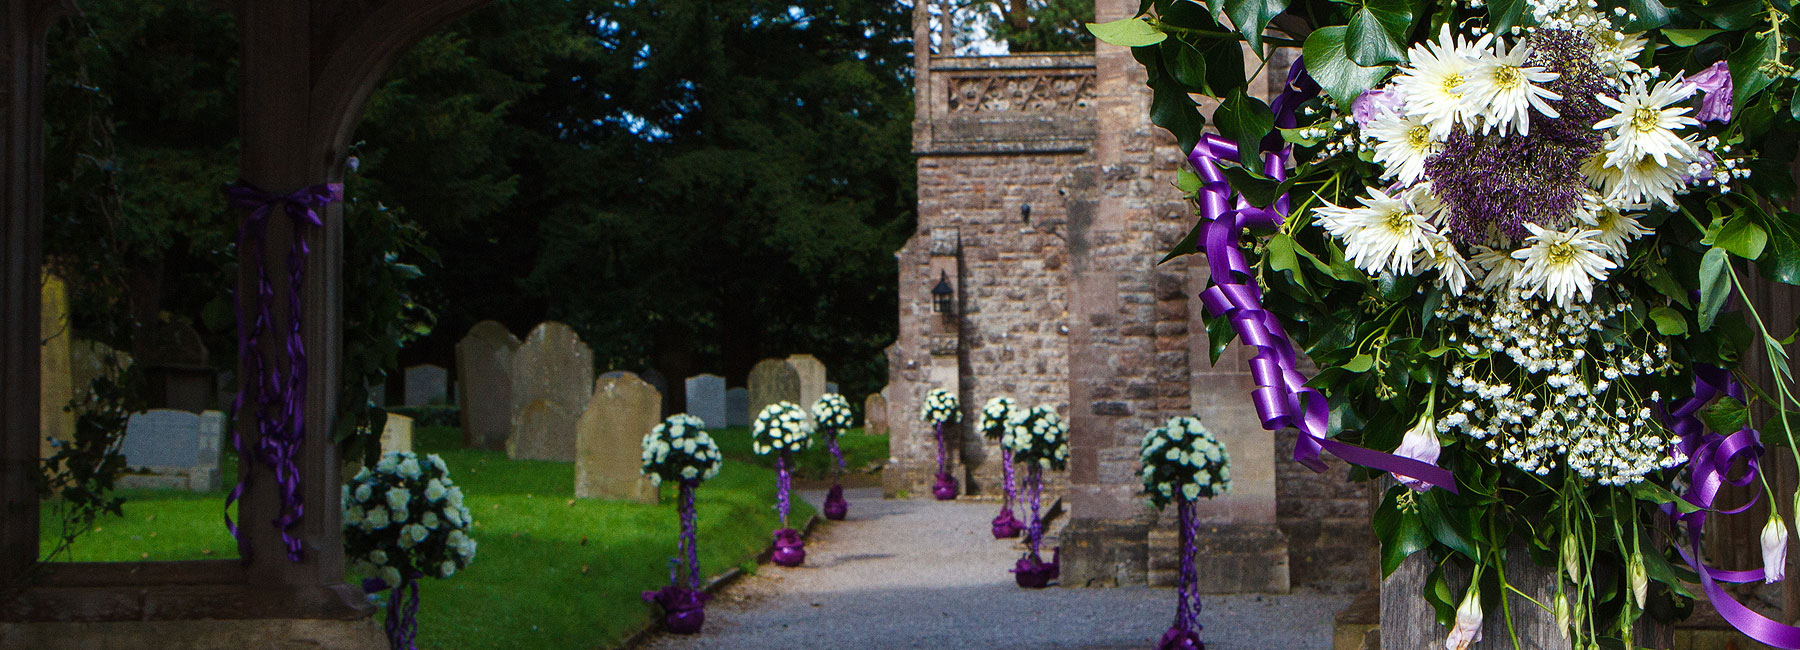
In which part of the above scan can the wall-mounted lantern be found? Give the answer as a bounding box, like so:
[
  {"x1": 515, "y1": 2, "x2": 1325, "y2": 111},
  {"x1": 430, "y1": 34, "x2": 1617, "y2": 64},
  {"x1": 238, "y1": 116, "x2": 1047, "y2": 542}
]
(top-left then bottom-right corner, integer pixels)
[{"x1": 930, "y1": 270, "x2": 955, "y2": 315}]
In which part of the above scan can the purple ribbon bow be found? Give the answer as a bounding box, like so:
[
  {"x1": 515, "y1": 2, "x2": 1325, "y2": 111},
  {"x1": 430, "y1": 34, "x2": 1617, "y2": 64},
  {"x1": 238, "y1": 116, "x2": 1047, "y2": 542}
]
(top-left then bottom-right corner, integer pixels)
[{"x1": 223, "y1": 181, "x2": 340, "y2": 562}]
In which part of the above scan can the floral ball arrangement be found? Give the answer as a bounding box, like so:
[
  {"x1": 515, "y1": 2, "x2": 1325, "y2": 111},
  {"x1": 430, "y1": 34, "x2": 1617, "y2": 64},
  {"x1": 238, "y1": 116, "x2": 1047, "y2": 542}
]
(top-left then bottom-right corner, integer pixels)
[
  {"x1": 641, "y1": 414, "x2": 722, "y2": 486},
  {"x1": 919, "y1": 387, "x2": 961, "y2": 424},
  {"x1": 343, "y1": 451, "x2": 477, "y2": 586},
  {"x1": 979, "y1": 396, "x2": 1018, "y2": 441},
  {"x1": 1006, "y1": 404, "x2": 1069, "y2": 471},
  {"x1": 752, "y1": 402, "x2": 815, "y2": 455},
  {"x1": 1139, "y1": 416, "x2": 1231, "y2": 508},
  {"x1": 811, "y1": 393, "x2": 854, "y2": 431}
]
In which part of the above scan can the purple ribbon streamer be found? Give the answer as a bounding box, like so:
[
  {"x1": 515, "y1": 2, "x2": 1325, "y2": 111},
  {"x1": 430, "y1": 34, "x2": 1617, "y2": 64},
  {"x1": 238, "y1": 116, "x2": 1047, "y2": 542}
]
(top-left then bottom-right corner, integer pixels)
[
  {"x1": 679, "y1": 481, "x2": 700, "y2": 589},
  {"x1": 1188, "y1": 58, "x2": 1457, "y2": 494},
  {"x1": 1160, "y1": 497, "x2": 1205, "y2": 648},
  {"x1": 223, "y1": 181, "x2": 339, "y2": 562},
  {"x1": 384, "y1": 575, "x2": 420, "y2": 650},
  {"x1": 934, "y1": 422, "x2": 948, "y2": 476},
  {"x1": 1027, "y1": 464, "x2": 1045, "y2": 557},
  {"x1": 775, "y1": 454, "x2": 792, "y2": 527},
  {"x1": 1661, "y1": 368, "x2": 1800, "y2": 647},
  {"x1": 1001, "y1": 447, "x2": 1019, "y2": 510},
  {"x1": 826, "y1": 429, "x2": 846, "y2": 478}
]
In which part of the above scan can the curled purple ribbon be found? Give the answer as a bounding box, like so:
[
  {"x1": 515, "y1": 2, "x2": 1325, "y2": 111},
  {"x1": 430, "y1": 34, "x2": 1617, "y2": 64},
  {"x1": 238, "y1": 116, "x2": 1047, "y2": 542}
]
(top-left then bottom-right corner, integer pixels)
[
  {"x1": 679, "y1": 481, "x2": 701, "y2": 589},
  {"x1": 992, "y1": 447, "x2": 1024, "y2": 538},
  {"x1": 364, "y1": 572, "x2": 421, "y2": 650},
  {"x1": 1011, "y1": 464, "x2": 1057, "y2": 587},
  {"x1": 1662, "y1": 368, "x2": 1800, "y2": 647},
  {"x1": 1161, "y1": 497, "x2": 1205, "y2": 648},
  {"x1": 1189, "y1": 58, "x2": 1457, "y2": 494},
  {"x1": 223, "y1": 181, "x2": 340, "y2": 562}
]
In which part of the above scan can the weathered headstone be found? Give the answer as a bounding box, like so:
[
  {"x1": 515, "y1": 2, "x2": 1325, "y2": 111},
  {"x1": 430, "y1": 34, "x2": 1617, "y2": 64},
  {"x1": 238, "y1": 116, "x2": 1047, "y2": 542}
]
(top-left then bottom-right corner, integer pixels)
[
  {"x1": 506, "y1": 322, "x2": 594, "y2": 461},
  {"x1": 575, "y1": 373, "x2": 660, "y2": 503},
  {"x1": 640, "y1": 368, "x2": 668, "y2": 405},
  {"x1": 70, "y1": 339, "x2": 132, "y2": 409},
  {"x1": 825, "y1": 382, "x2": 839, "y2": 396},
  {"x1": 726, "y1": 388, "x2": 750, "y2": 427},
  {"x1": 403, "y1": 364, "x2": 448, "y2": 406},
  {"x1": 457, "y1": 321, "x2": 520, "y2": 450},
  {"x1": 380, "y1": 413, "x2": 414, "y2": 453},
  {"x1": 39, "y1": 271, "x2": 73, "y2": 461},
  {"x1": 864, "y1": 392, "x2": 889, "y2": 436},
  {"x1": 684, "y1": 374, "x2": 726, "y2": 429},
  {"x1": 747, "y1": 359, "x2": 801, "y2": 422},
  {"x1": 785, "y1": 354, "x2": 827, "y2": 409},
  {"x1": 117, "y1": 409, "x2": 225, "y2": 492},
  {"x1": 138, "y1": 320, "x2": 213, "y2": 413}
]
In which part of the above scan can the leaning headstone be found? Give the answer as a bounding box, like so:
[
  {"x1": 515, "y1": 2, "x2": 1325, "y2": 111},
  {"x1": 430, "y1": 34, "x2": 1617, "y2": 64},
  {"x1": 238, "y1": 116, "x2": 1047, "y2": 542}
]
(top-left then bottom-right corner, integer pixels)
[
  {"x1": 404, "y1": 364, "x2": 448, "y2": 406},
  {"x1": 39, "y1": 271, "x2": 73, "y2": 462},
  {"x1": 785, "y1": 354, "x2": 827, "y2": 411},
  {"x1": 726, "y1": 388, "x2": 750, "y2": 427},
  {"x1": 457, "y1": 321, "x2": 520, "y2": 449},
  {"x1": 864, "y1": 392, "x2": 889, "y2": 436},
  {"x1": 575, "y1": 373, "x2": 660, "y2": 503},
  {"x1": 117, "y1": 409, "x2": 225, "y2": 492},
  {"x1": 138, "y1": 320, "x2": 213, "y2": 413},
  {"x1": 747, "y1": 359, "x2": 802, "y2": 423},
  {"x1": 685, "y1": 374, "x2": 727, "y2": 429},
  {"x1": 640, "y1": 368, "x2": 668, "y2": 405},
  {"x1": 381, "y1": 413, "x2": 415, "y2": 454},
  {"x1": 507, "y1": 322, "x2": 594, "y2": 461}
]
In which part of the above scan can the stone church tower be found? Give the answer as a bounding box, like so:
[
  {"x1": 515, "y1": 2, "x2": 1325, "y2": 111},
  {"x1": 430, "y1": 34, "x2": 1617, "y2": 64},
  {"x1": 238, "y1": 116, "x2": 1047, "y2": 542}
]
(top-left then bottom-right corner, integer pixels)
[{"x1": 886, "y1": 0, "x2": 1376, "y2": 592}]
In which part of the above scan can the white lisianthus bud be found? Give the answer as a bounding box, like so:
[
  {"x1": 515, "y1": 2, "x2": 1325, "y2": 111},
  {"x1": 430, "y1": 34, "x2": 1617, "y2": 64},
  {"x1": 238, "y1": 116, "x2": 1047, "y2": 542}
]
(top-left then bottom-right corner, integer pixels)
[
  {"x1": 1561, "y1": 534, "x2": 1581, "y2": 582},
  {"x1": 1628, "y1": 551, "x2": 1648, "y2": 607},
  {"x1": 1446, "y1": 585, "x2": 1483, "y2": 650},
  {"x1": 1554, "y1": 594, "x2": 1570, "y2": 639},
  {"x1": 1763, "y1": 513, "x2": 1789, "y2": 584}
]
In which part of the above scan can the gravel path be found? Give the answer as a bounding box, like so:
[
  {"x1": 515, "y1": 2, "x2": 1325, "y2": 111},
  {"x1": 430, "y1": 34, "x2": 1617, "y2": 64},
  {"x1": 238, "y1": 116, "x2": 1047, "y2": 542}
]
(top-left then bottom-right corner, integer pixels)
[{"x1": 637, "y1": 488, "x2": 1350, "y2": 650}]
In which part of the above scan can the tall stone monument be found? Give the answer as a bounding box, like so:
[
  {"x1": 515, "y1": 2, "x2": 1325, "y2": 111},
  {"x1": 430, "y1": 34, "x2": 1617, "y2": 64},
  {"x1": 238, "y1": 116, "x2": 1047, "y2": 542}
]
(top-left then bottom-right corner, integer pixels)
[
  {"x1": 38, "y1": 271, "x2": 72, "y2": 461},
  {"x1": 785, "y1": 354, "x2": 827, "y2": 408},
  {"x1": 864, "y1": 391, "x2": 889, "y2": 436},
  {"x1": 456, "y1": 320, "x2": 520, "y2": 450},
  {"x1": 746, "y1": 358, "x2": 801, "y2": 422},
  {"x1": 684, "y1": 374, "x2": 726, "y2": 429},
  {"x1": 506, "y1": 322, "x2": 594, "y2": 461},
  {"x1": 575, "y1": 373, "x2": 660, "y2": 503}
]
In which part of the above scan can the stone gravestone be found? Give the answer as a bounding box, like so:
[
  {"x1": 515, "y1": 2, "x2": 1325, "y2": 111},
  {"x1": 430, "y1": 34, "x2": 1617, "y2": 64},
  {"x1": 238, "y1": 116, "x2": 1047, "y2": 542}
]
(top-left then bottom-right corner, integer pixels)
[
  {"x1": 785, "y1": 354, "x2": 827, "y2": 409},
  {"x1": 640, "y1": 368, "x2": 668, "y2": 405},
  {"x1": 457, "y1": 321, "x2": 520, "y2": 450},
  {"x1": 684, "y1": 374, "x2": 726, "y2": 429},
  {"x1": 747, "y1": 359, "x2": 801, "y2": 423},
  {"x1": 380, "y1": 413, "x2": 414, "y2": 453},
  {"x1": 39, "y1": 271, "x2": 73, "y2": 462},
  {"x1": 403, "y1": 364, "x2": 448, "y2": 406},
  {"x1": 575, "y1": 373, "x2": 660, "y2": 503},
  {"x1": 138, "y1": 320, "x2": 213, "y2": 413},
  {"x1": 70, "y1": 339, "x2": 131, "y2": 411},
  {"x1": 506, "y1": 322, "x2": 594, "y2": 461},
  {"x1": 864, "y1": 392, "x2": 889, "y2": 436},
  {"x1": 726, "y1": 388, "x2": 750, "y2": 427},
  {"x1": 117, "y1": 409, "x2": 225, "y2": 492},
  {"x1": 825, "y1": 382, "x2": 839, "y2": 396}
]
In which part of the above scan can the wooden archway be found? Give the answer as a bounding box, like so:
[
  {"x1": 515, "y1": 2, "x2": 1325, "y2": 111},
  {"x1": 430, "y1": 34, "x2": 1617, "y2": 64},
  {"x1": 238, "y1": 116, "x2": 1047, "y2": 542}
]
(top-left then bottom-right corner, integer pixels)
[{"x1": 1, "y1": 0, "x2": 489, "y2": 628}]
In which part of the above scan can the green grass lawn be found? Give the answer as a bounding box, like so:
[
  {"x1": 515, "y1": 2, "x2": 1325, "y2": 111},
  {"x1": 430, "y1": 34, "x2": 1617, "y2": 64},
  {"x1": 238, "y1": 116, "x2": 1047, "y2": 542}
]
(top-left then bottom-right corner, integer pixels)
[
  {"x1": 708, "y1": 425, "x2": 887, "y2": 480},
  {"x1": 37, "y1": 423, "x2": 853, "y2": 649}
]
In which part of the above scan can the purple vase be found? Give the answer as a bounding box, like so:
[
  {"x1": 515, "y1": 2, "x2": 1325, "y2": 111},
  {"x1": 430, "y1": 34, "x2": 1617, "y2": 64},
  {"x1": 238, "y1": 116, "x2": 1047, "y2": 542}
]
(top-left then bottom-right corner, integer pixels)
[
  {"x1": 991, "y1": 510, "x2": 1023, "y2": 539},
  {"x1": 1011, "y1": 547, "x2": 1060, "y2": 589},
  {"x1": 932, "y1": 472, "x2": 958, "y2": 500},
  {"x1": 642, "y1": 586, "x2": 710, "y2": 635},
  {"x1": 771, "y1": 528, "x2": 807, "y2": 567},
  {"x1": 1157, "y1": 626, "x2": 1204, "y2": 650},
  {"x1": 823, "y1": 484, "x2": 848, "y2": 520}
]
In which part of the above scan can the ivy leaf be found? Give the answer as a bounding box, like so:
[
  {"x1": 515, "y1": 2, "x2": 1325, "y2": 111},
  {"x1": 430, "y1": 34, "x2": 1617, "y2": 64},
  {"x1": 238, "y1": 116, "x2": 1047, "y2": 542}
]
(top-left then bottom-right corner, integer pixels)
[
  {"x1": 1486, "y1": 0, "x2": 1527, "y2": 32},
  {"x1": 1340, "y1": 354, "x2": 1375, "y2": 373},
  {"x1": 1663, "y1": 28, "x2": 1723, "y2": 47},
  {"x1": 1345, "y1": 0, "x2": 1411, "y2": 66},
  {"x1": 1699, "y1": 396, "x2": 1749, "y2": 434},
  {"x1": 1215, "y1": 88, "x2": 1276, "y2": 167},
  {"x1": 1160, "y1": 221, "x2": 1204, "y2": 264},
  {"x1": 1224, "y1": 0, "x2": 1291, "y2": 54},
  {"x1": 1730, "y1": 32, "x2": 1782, "y2": 111},
  {"x1": 1649, "y1": 306, "x2": 1689, "y2": 336},
  {"x1": 1718, "y1": 215, "x2": 1769, "y2": 260},
  {"x1": 1756, "y1": 211, "x2": 1800, "y2": 285},
  {"x1": 1374, "y1": 487, "x2": 1433, "y2": 576},
  {"x1": 1175, "y1": 168, "x2": 1202, "y2": 193},
  {"x1": 1160, "y1": 39, "x2": 1210, "y2": 93},
  {"x1": 1698, "y1": 246, "x2": 1732, "y2": 331},
  {"x1": 1267, "y1": 233, "x2": 1309, "y2": 293},
  {"x1": 1302, "y1": 26, "x2": 1393, "y2": 110},
  {"x1": 1623, "y1": 0, "x2": 1671, "y2": 31},
  {"x1": 1149, "y1": 70, "x2": 1206, "y2": 153},
  {"x1": 1217, "y1": 165, "x2": 1286, "y2": 207},
  {"x1": 1087, "y1": 18, "x2": 1167, "y2": 47},
  {"x1": 1419, "y1": 489, "x2": 1479, "y2": 558},
  {"x1": 1690, "y1": 0, "x2": 1762, "y2": 29},
  {"x1": 1280, "y1": 126, "x2": 1325, "y2": 146}
]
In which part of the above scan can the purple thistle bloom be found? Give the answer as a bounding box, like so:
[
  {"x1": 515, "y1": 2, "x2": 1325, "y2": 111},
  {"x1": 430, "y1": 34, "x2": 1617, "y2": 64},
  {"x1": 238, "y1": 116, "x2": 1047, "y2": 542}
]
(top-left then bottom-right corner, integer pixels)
[{"x1": 1687, "y1": 61, "x2": 1734, "y2": 123}]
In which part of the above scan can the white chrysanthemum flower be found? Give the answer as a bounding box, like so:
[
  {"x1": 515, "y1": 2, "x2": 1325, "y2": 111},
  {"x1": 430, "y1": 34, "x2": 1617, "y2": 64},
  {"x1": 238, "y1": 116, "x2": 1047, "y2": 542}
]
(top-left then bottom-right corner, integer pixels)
[
  {"x1": 397, "y1": 456, "x2": 423, "y2": 481},
  {"x1": 1589, "y1": 152, "x2": 1687, "y2": 207},
  {"x1": 1578, "y1": 199, "x2": 1652, "y2": 255},
  {"x1": 1367, "y1": 108, "x2": 1441, "y2": 184},
  {"x1": 1421, "y1": 235, "x2": 1473, "y2": 295},
  {"x1": 1470, "y1": 246, "x2": 1519, "y2": 291},
  {"x1": 1397, "y1": 26, "x2": 1490, "y2": 138},
  {"x1": 1315, "y1": 188, "x2": 1438, "y2": 276},
  {"x1": 381, "y1": 566, "x2": 402, "y2": 588},
  {"x1": 1593, "y1": 31, "x2": 1647, "y2": 77},
  {"x1": 421, "y1": 511, "x2": 440, "y2": 530},
  {"x1": 1404, "y1": 183, "x2": 1449, "y2": 228},
  {"x1": 1595, "y1": 76, "x2": 1698, "y2": 167},
  {"x1": 1511, "y1": 224, "x2": 1616, "y2": 306},
  {"x1": 1461, "y1": 38, "x2": 1561, "y2": 136},
  {"x1": 365, "y1": 506, "x2": 390, "y2": 530}
]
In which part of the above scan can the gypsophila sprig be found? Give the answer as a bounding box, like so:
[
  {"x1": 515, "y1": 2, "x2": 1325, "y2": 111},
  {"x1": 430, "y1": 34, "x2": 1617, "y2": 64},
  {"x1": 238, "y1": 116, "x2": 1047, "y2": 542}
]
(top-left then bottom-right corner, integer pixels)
[
  {"x1": 1007, "y1": 404, "x2": 1069, "y2": 471},
  {"x1": 1139, "y1": 416, "x2": 1231, "y2": 509},
  {"x1": 641, "y1": 414, "x2": 723, "y2": 487},
  {"x1": 920, "y1": 388, "x2": 961, "y2": 424},
  {"x1": 343, "y1": 452, "x2": 476, "y2": 585},
  {"x1": 811, "y1": 394, "x2": 854, "y2": 431},
  {"x1": 980, "y1": 397, "x2": 1020, "y2": 441},
  {"x1": 752, "y1": 402, "x2": 815, "y2": 456}
]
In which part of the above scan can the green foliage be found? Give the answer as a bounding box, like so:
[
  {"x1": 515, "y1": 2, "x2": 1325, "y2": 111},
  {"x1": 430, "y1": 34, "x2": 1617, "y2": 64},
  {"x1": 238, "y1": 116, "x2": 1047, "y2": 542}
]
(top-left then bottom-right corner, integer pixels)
[{"x1": 971, "y1": 0, "x2": 1098, "y2": 53}]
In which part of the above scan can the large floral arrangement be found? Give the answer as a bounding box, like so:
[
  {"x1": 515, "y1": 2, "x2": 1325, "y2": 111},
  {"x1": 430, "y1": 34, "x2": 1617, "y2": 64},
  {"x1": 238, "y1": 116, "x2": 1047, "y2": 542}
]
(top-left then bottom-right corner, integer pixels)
[
  {"x1": 811, "y1": 393, "x2": 855, "y2": 520},
  {"x1": 639, "y1": 414, "x2": 722, "y2": 635},
  {"x1": 1093, "y1": 0, "x2": 1800, "y2": 646},
  {"x1": 1007, "y1": 404, "x2": 1067, "y2": 588},
  {"x1": 752, "y1": 402, "x2": 813, "y2": 567},
  {"x1": 981, "y1": 397, "x2": 1025, "y2": 538},
  {"x1": 920, "y1": 388, "x2": 963, "y2": 500},
  {"x1": 1139, "y1": 416, "x2": 1232, "y2": 650},
  {"x1": 343, "y1": 451, "x2": 476, "y2": 649}
]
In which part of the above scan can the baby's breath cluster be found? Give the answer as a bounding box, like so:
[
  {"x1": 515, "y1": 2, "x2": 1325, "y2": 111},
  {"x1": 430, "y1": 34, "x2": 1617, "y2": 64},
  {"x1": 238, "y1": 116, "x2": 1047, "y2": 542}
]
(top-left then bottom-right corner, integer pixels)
[
  {"x1": 980, "y1": 396, "x2": 1019, "y2": 441},
  {"x1": 640, "y1": 414, "x2": 723, "y2": 486},
  {"x1": 1006, "y1": 404, "x2": 1069, "y2": 471},
  {"x1": 811, "y1": 393, "x2": 854, "y2": 431},
  {"x1": 752, "y1": 402, "x2": 815, "y2": 456},
  {"x1": 1435, "y1": 287, "x2": 1682, "y2": 484},
  {"x1": 920, "y1": 388, "x2": 961, "y2": 424},
  {"x1": 1138, "y1": 416, "x2": 1232, "y2": 508},
  {"x1": 343, "y1": 451, "x2": 477, "y2": 585}
]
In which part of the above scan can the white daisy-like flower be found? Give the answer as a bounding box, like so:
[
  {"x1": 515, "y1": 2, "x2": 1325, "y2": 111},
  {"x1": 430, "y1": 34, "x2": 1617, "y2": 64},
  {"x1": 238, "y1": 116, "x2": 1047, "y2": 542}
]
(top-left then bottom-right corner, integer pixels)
[
  {"x1": 1461, "y1": 38, "x2": 1562, "y2": 136},
  {"x1": 1595, "y1": 75, "x2": 1698, "y2": 167},
  {"x1": 1578, "y1": 199, "x2": 1653, "y2": 255},
  {"x1": 1367, "y1": 108, "x2": 1441, "y2": 184},
  {"x1": 1511, "y1": 224, "x2": 1617, "y2": 306},
  {"x1": 1315, "y1": 188, "x2": 1439, "y2": 277},
  {"x1": 1593, "y1": 31, "x2": 1647, "y2": 78},
  {"x1": 1421, "y1": 235, "x2": 1473, "y2": 295},
  {"x1": 1589, "y1": 152, "x2": 1687, "y2": 207},
  {"x1": 1397, "y1": 26, "x2": 1491, "y2": 138},
  {"x1": 1470, "y1": 246, "x2": 1519, "y2": 291}
]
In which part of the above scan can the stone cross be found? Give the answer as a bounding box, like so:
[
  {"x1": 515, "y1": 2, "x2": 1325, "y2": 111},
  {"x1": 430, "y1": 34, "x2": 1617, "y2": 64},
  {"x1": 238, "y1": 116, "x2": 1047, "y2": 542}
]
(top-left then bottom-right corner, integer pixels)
[
  {"x1": 575, "y1": 373, "x2": 660, "y2": 503},
  {"x1": 747, "y1": 359, "x2": 801, "y2": 423},
  {"x1": 506, "y1": 322, "x2": 594, "y2": 461},
  {"x1": 684, "y1": 374, "x2": 726, "y2": 429},
  {"x1": 403, "y1": 364, "x2": 447, "y2": 406}
]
